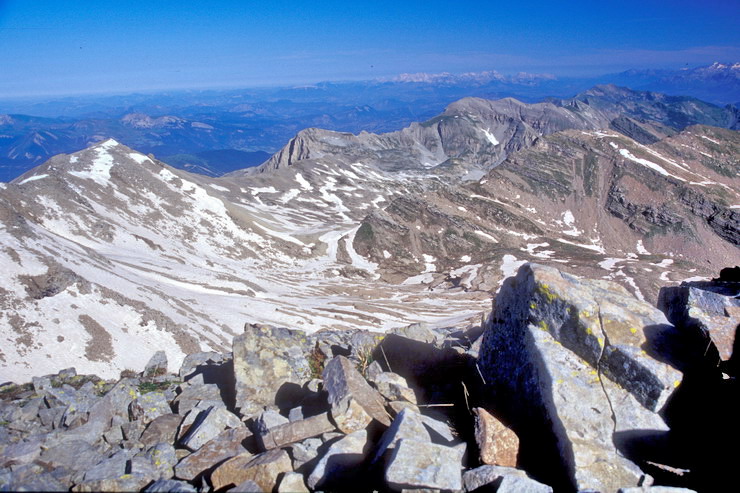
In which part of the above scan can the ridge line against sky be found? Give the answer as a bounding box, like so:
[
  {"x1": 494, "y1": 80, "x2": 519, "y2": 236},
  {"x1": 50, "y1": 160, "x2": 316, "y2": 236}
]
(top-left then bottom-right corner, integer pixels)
[{"x1": 0, "y1": 0, "x2": 738, "y2": 98}]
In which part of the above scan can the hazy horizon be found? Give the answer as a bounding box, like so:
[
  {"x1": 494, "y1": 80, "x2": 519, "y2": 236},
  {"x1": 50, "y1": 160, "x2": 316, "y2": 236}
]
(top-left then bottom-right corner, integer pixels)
[{"x1": 1, "y1": 0, "x2": 738, "y2": 98}]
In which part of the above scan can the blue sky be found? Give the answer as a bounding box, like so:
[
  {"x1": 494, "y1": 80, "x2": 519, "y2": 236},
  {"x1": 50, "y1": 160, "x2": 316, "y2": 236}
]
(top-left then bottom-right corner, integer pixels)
[{"x1": 0, "y1": 0, "x2": 738, "y2": 97}]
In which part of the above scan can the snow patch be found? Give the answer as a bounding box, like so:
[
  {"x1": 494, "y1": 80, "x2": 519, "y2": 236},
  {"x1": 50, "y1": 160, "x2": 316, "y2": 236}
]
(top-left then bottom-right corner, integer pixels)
[
  {"x1": 619, "y1": 149, "x2": 686, "y2": 181},
  {"x1": 128, "y1": 153, "x2": 152, "y2": 164},
  {"x1": 474, "y1": 230, "x2": 498, "y2": 243},
  {"x1": 460, "y1": 255, "x2": 471, "y2": 263},
  {"x1": 383, "y1": 250, "x2": 391, "y2": 259},
  {"x1": 295, "y1": 173, "x2": 313, "y2": 191},
  {"x1": 499, "y1": 255, "x2": 527, "y2": 285},
  {"x1": 19, "y1": 174, "x2": 48, "y2": 185},
  {"x1": 209, "y1": 184, "x2": 230, "y2": 192},
  {"x1": 479, "y1": 127, "x2": 499, "y2": 146},
  {"x1": 636, "y1": 240, "x2": 650, "y2": 255}
]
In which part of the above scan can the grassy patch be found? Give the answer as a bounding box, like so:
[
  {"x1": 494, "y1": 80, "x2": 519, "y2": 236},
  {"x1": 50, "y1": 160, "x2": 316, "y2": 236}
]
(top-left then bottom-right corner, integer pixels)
[{"x1": 138, "y1": 381, "x2": 175, "y2": 394}]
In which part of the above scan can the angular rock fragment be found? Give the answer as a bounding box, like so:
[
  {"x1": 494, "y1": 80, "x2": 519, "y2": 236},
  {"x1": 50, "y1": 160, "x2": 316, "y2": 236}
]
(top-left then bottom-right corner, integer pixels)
[
  {"x1": 140, "y1": 413, "x2": 183, "y2": 447},
  {"x1": 384, "y1": 438, "x2": 462, "y2": 491},
  {"x1": 290, "y1": 437, "x2": 323, "y2": 472},
  {"x1": 473, "y1": 407, "x2": 519, "y2": 467},
  {"x1": 278, "y1": 471, "x2": 310, "y2": 493},
  {"x1": 179, "y1": 406, "x2": 242, "y2": 451},
  {"x1": 258, "y1": 412, "x2": 336, "y2": 450},
  {"x1": 323, "y1": 355, "x2": 391, "y2": 433},
  {"x1": 373, "y1": 408, "x2": 430, "y2": 463},
  {"x1": 659, "y1": 280, "x2": 740, "y2": 368},
  {"x1": 71, "y1": 474, "x2": 151, "y2": 492},
  {"x1": 144, "y1": 350, "x2": 168, "y2": 377},
  {"x1": 144, "y1": 479, "x2": 198, "y2": 493},
  {"x1": 308, "y1": 429, "x2": 370, "y2": 490},
  {"x1": 462, "y1": 465, "x2": 528, "y2": 492},
  {"x1": 174, "y1": 427, "x2": 250, "y2": 481},
  {"x1": 210, "y1": 448, "x2": 292, "y2": 492},
  {"x1": 496, "y1": 474, "x2": 553, "y2": 493},
  {"x1": 129, "y1": 391, "x2": 171, "y2": 424},
  {"x1": 371, "y1": 372, "x2": 417, "y2": 404}
]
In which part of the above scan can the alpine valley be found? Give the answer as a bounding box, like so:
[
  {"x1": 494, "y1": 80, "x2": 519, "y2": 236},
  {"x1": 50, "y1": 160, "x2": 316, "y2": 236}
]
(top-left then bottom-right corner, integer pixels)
[{"x1": 0, "y1": 83, "x2": 738, "y2": 383}]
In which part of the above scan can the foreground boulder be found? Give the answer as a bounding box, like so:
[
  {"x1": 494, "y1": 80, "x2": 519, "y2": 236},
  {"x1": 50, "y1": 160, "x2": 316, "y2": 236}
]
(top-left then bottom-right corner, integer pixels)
[
  {"x1": 233, "y1": 323, "x2": 312, "y2": 417},
  {"x1": 478, "y1": 263, "x2": 687, "y2": 492}
]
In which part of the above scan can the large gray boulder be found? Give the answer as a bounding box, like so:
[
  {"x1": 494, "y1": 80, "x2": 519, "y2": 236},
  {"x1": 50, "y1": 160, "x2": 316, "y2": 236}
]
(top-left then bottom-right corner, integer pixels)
[
  {"x1": 478, "y1": 263, "x2": 686, "y2": 492},
  {"x1": 232, "y1": 323, "x2": 312, "y2": 417}
]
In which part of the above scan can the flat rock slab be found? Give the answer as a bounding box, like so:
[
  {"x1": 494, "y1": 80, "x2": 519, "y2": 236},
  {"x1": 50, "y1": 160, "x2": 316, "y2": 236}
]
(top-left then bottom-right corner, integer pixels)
[
  {"x1": 385, "y1": 439, "x2": 462, "y2": 491},
  {"x1": 323, "y1": 355, "x2": 391, "y2": 433},
  {"x1": 174, "y1": 427, "x2": 250, "y2": 481}
]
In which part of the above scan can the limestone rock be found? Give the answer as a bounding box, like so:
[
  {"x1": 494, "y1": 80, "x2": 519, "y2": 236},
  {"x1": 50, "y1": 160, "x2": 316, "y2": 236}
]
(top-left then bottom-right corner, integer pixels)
[
  {"x1": 473, "y1": 407, "x2": 519, "y2": 467},
  {"x1": 371, "y1": 372, "x2": 417, "y2": 404},
  {"x1": 143, "y1": 350, "x2": 168, "y2": 378},
  {"x1": 179, "y1": 406, "x2": 242, "y2": 451},
  {"x1": 144, "y1": 479, "x2": 198, "y2": 493},
  {"x1": 210, "y1": 448, "x2": 292, "y2": 492},
  {"x1": 174, "y1": 427, "x2": 250, "y2": 481},
  {"x1": 129, "y1": 391, "x2": 171, "y2": 424},
  {"x1": 258, "y1": 412, "x2": 336, "y2": 450},
  {"x1": 462, "y1": 465, "x2": 528, "y2": 492},
  {"x1": 659, "y1": 280, "x2": 739, "y2": 368},
  {"x1": 308, "y1": 429, "x2": 370, "y2": 490},
  {"x1": 323, "y1": 355, "x2": 391, "y2": 433},
  {"x1": 254, "y1": 409, "x2": 290, "y2": 435},
  {"x1": 384, "y1": 438, "x2": 463, "y2": 491},
  {"x1": 496, "y1": 474, "x2": 553, "y2": 493},
  {"x1": 140, "y1": 413, "x2": 183, "y2": 447},
  {"x1": 478, "y1": 263, "x2": 681, "y2": 492},
  {"x1": 373, "y1": 408, "x2": 430, "y2": 463},
  {"x1": 233, "y1": 323, "x2": 312, "y2": 417},
  {"x1": 290, "y1": 437, "x2": 323, "y2": 472},
  {"x1": 278, "y1": 471, "x2": 310, "y2": 493}
]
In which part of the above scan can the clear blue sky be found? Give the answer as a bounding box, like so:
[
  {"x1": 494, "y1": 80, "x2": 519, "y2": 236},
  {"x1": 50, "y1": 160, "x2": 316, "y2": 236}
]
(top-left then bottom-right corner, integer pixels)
[{"x1": 0, "y1": 0, "x2": 738, "y2": 97}]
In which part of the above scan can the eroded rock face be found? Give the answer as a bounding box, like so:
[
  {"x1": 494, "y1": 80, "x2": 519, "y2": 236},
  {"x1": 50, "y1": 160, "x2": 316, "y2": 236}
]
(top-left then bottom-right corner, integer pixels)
[
  {"x1": 478, "y1": 263, "x2": 686, "y2": 492},
  {"x1": 232, "y1": 323, "x2": 312, "y2": 417}
]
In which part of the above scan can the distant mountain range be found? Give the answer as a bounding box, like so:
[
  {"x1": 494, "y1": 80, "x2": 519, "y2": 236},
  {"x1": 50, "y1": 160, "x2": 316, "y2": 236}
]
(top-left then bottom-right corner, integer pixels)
[
  {"x1": 0, "y1": 63, "x2": 737, "y2": 183},
  {"x1": 1, "y1": 86, "x2": 737, "y2": 381}
]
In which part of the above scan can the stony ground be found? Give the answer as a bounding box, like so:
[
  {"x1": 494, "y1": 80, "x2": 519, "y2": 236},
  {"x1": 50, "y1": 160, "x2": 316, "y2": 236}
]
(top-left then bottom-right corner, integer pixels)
[{"x1": 1, "y1": 263, "x2": 736, "y2": 492}]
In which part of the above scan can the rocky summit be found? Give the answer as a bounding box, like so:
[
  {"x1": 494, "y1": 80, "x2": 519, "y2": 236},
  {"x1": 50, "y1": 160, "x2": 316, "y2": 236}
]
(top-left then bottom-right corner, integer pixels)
[
  {"x1": 0, "y1": 88, "x2": 738, "y2": 492},
  {"x1": 0, "y1": 263, "x2": 737, "y2": 492}
]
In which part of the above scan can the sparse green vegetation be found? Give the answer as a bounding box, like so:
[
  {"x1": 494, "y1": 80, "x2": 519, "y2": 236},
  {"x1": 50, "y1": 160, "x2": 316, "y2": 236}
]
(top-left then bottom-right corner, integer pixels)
[
  {"x1": 308, "y1": 343, "x2": 327, "y2": 380},
  {"x1": 0, "y1": 382, "x2": 33, "y2": 401},
  {"x1": 138, "y1": 381, "x2": 175, "y2": 394}
]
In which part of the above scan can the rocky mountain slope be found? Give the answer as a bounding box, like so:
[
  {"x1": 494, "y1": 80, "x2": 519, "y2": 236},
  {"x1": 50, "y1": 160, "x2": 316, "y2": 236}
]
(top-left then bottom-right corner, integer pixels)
[
  {"x1": 0, "y1": 91, "x2": 738, "y2": 383},
  {"x1": 1, "y1": 264, "x2": 736, "y2": 492}
]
